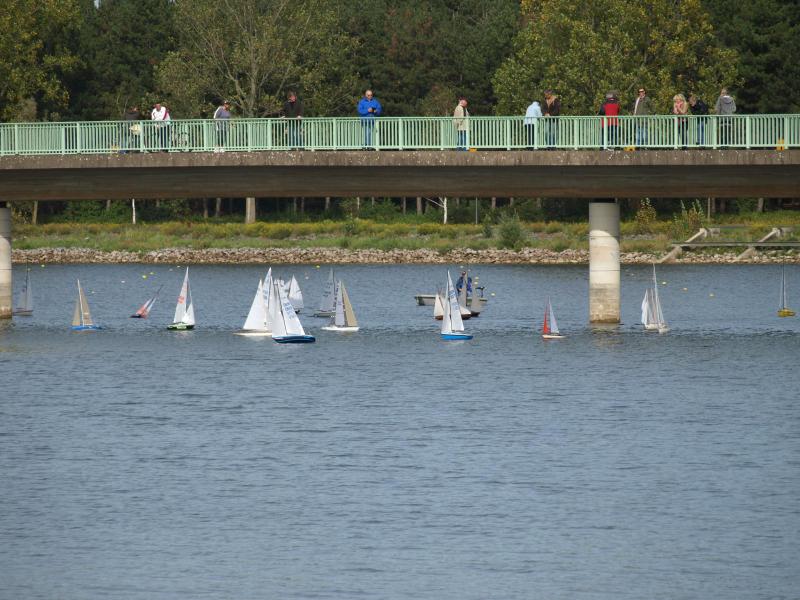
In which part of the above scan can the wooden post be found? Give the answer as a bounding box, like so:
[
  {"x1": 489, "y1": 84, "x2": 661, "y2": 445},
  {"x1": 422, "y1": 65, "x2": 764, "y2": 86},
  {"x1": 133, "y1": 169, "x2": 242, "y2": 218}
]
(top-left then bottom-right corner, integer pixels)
[
  {"x1": 401, "y1": 197, "x2": 407, "y2": 214},
  {"x1": 325, "y1": 197, "x2": 331, "y2": 212},
  {"x1": 416, "y1": 197, "x2": 422, "y2": 214},
  {"x1": 215, "y1": 197, "x2": 222, "y2": 217}
]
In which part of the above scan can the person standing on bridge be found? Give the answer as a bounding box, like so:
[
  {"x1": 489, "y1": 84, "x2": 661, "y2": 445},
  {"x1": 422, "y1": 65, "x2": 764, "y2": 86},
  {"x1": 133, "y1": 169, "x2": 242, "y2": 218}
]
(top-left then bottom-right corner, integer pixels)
[
  {"x1": 673, "y1": 93, "x2": 689, "y2": 148},
  {"x1": 688, "y1": 95, "x2": 709, "y2": 147},
  {"x1": 632, "y1": 87, "x2": 654, "y2": 149},
  {"x1": 357, "y1": 90, "x2": 382, "y2": 149},
  {"x1": 524, "y1": 99, "x2": 542, "y2": 149},
  {"x1": 150, "y1": 101, "x2": 170, "y2": 152},
  {"x1": 599, "y1": 91, "x2": 619, "y2": 150},
  {"x1": 120, "y1": 105, "x2": 140, "y2": 154},
  {"x1": 714, "y1": 88, "x2": 736, "y2": 147},
  {"x1": 542, "y1": 90, "x2": 560, "y2": 149},
  {"x1": 453, "y1": 97, "x2": 469, "y2": 151},
  {"x1": 280, "y1": 91, "x2": 304, "y2": 150},
  {"x1": 213, "y1": 100, "x2": 233, "y2": 152}
]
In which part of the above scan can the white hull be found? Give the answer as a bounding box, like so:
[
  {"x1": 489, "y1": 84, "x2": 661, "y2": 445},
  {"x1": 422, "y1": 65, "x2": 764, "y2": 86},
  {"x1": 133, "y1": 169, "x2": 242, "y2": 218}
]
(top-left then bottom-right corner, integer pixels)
[
  {"x1": 234, "y1": 330, "x2": 272, "y2": 336},
  {"x1": 415, "y1": 293, "x2": 488, "y2": 308},
  {"x1": 542, "y1": 333, "x2": 565, "y2": 340}
]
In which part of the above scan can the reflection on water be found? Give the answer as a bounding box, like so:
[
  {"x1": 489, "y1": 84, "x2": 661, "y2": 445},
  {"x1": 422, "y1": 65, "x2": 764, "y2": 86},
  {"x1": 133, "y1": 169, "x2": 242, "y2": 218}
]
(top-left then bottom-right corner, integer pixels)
[{"x1": 1, "y1": 263, "x2": 798, "y2": 600}]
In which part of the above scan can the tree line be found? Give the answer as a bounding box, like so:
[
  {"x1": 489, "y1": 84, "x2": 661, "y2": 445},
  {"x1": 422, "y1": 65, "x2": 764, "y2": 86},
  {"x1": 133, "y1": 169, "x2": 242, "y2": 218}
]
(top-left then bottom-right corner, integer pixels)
[{"x1": 3, "y1": 0, "x2": 798, "y2": 123}]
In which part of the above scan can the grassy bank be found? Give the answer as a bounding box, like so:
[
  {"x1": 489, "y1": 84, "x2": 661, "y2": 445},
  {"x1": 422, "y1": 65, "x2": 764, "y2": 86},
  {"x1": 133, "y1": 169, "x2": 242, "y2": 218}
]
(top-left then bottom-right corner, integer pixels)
[{"x1": 11, "y1": 215, "x2": 800, "y2": 256}]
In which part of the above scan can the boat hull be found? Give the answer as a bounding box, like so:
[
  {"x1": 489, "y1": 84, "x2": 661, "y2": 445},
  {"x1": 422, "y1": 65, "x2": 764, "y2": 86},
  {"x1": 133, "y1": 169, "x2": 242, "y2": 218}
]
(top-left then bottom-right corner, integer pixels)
[
  {"x1": 71, "y1": 325, "x2": 102, "y2": 331},
  {"x1": 778, "y1": 309, "x2": 795, "y2": 317},
  {"x1": 442, "y1": 333, "x2": 473, "y2": 340},
  {"x1": 313, "y1": 311, "x2": 333, "y2": 318},
  {"x1": 321, "y1": 326, "x2": 359, "y2": 332},
  {"x1": 233, "y1": 330, "x2": 272, "y2": 336},
  {"x1": 12, "y1": 310, "x2": 33, "y2": 316},
  {"x1": 167, "y1": 323, "x2": 194, "y2": 330},
  {"x1": 273, "y1": 335, "x2": 316, "y2": 343},
  {"x1": 416, "y1": 294, "x2": 488, "y2": 308},
  {"x1": 542, "y1": 334, "x2": 565, "y2": 339},
  {"x1": 130, "y1": 314, "x2": 145, "y2": 318}
]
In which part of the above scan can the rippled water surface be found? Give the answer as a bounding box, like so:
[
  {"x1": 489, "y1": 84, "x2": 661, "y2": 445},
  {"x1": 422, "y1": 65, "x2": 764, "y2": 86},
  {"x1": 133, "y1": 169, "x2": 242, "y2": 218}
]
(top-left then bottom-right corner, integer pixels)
[{"x1": 1, "y1": 263, "x2": 799, "y2": 599}]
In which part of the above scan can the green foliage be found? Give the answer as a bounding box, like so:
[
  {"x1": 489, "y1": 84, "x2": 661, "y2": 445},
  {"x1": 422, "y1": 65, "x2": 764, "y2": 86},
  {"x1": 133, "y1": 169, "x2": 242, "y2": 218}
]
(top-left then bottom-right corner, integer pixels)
[
  {"x1": 634, "y1": 198, "x2": 658, "y2": 234},
  {"x1": 703, "y1": 0, "x2": 800, "y2": 113},
  {"x1": 482, "y1": 214, "x2": 494, "y2": 238},
  {"x1": 671, "y1": 199, "x2": 706, "y2": 239},
  {"x1": 497, "y1": 211, "x2": 526, "y2": 249},
  {"x1": 493, "y1": 0, "x2": 740, "y2": 115},
  {"x1": 0, "y1": 0, "x2": 84, "y2": 120},
  {"x1": 157, "y1": 0, "x2": 358, "y2": 118}
]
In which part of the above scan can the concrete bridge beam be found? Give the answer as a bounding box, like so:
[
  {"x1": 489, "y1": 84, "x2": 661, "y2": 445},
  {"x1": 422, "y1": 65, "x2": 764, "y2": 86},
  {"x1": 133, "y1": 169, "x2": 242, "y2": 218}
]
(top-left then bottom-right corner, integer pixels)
[
  {"x1": 589, "y1": 201, "x2": 620, "y2": 323},
  {"x1": 0, "y1": 204, "x2": 11, "y2": 319}
]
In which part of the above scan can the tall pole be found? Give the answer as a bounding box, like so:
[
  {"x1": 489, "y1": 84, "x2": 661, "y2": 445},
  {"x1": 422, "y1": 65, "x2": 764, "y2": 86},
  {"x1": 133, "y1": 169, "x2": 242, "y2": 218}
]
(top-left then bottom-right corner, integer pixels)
[
  {"x1": 0, "y1": 203, "x2": 11, "y2": 318},
  {"x1": 589, "y1": 200, "x2": 620, "y2": 323}
]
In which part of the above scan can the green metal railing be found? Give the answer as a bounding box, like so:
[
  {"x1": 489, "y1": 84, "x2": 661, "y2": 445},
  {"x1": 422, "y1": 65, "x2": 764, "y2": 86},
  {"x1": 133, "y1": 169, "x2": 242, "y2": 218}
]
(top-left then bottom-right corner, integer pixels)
[{"x1": 0, "y1": 115, "x2": 797, "y2": 155}]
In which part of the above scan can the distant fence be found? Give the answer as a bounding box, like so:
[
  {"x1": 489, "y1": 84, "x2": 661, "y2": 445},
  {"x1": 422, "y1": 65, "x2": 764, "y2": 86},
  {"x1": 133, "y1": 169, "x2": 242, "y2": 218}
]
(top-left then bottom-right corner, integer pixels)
[{"x1": 1, "y1": 114, "x2": 798, "y2": 155}]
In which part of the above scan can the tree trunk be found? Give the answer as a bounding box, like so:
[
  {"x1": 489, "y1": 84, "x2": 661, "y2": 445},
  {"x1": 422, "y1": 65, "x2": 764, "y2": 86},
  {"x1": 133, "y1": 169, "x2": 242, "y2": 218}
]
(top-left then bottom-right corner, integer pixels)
[
  {"x1": 32, "y1": 201, "x2": 38, "y2": 225},
  {"x1": 300, "y1": 197, "x2": 305, "y2": 214},
  {"x1": 401, "y1": 197, "x2": 407, "y2": 214},
  {"x1": 356, "y1": 197, "x2": 360, "y2": 213},
  {"x1": 106, "y1": 199, "x2": 112, "y2": 211},
  {"x1": 292, "y1": 197, "x2": 297, "y2": 214},
  {"x1": 215, "y1": 197, "x2": 222, "y2": 217},
  {"x1": 509, "y1": 197, "x2": 515, "y2": 206},
  {"x1": 416, "y1": 197, "x2": 422, "y2": 214},
  {"x1": 757, "y1": 197, "x2": 764, "y2": 213},
  {"x1": 491, "y1": 197, "x2": 496, "y2": 209},
  {"x1": 203, "y1": 198, "x2": 209, "y2": 219},
  {"x1": 131, "y1": 199, "x2": 136, "y2": 225},
  {"x1": 455, "y1": 198, "x2": 460, "y2": 207},
  {"x1": 325, "y1": 197, "x2": 331, "y2": 211},
  {"x1": 719, "y1": 198, "x2": 726, "y2": 214},
  {"x1": 245, "y1": 197, "x2": 256, "y2": 223}
]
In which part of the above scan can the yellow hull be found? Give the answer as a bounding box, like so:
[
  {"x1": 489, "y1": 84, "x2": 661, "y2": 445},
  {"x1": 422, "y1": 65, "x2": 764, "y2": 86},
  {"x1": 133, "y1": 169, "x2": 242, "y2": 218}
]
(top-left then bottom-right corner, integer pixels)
[{"x1": 778, "y1": 309, "x2": 795, "y2": 317}]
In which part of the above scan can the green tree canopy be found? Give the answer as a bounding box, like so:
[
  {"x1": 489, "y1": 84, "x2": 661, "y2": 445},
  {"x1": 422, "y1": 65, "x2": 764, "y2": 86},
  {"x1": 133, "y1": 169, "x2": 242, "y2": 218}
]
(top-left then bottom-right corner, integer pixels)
[
  {"x1": 703, "y1": 0, "x2": 800, "y2": 113},
  {"x1": 0, "y1": 0, "x2": 83, "y2": 120},
  {"x1": 156, "y1": 0, "x2": 358, "y2": 118},
  {"x1": 492, "y1": 0, "x2": 740, "y2": 115}
]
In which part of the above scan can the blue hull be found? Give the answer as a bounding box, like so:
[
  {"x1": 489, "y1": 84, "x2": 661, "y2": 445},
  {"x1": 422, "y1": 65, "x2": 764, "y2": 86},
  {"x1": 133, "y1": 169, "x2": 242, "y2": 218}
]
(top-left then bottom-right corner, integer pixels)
[
  {"x1": 71, "y1": 325, "x2": 103, "y2": 331},
  {"x1": 273, "y1": 335, "x2": 316, "y2": 344},
  {"x1": 442, "y1": 333, "x2": 472, "y2": 340}
]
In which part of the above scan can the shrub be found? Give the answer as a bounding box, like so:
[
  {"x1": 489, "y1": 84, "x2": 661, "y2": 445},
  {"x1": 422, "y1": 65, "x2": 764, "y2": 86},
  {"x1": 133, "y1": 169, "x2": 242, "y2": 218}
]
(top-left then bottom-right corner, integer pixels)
[
  {"x1": 498, "y1": 212, "x2": 526, "y2": 250},
  {"x1": 634, "y1": 198, "x2": 658, "y2": 234}
]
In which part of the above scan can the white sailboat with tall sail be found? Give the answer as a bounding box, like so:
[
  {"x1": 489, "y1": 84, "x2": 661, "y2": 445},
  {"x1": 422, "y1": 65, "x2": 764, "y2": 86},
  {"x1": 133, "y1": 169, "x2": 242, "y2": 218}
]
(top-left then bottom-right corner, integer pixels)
[
  {"x1": 778, "y1": 262, "x2": 795, "y2": 317},
  {"x1": 314, "y1": 268, "x2": 335, "y2": 317},
  {"x1": 130, "y1": 284, "x2": 163, "y2": 318},
  {"x1": 441, "y1": 271, "x2": 472, "y2": 340},
  {"x1": 542, "y1": 296, "x2": 565, "y2": 339},
  {"x1": 456, "y1": 272, "x2": 472, "y2": 320},
  {"x1": 433, "y1": 288, "x2": 444, "y2": 320},
  {"x1": 13, "y1": 264, "x2": 33, "y2": 316},
  {"x1": 288, "y1": 275, "x2": 304, "y2": 313},
  {"x1": 168, "y1": 267, "x2": 195, "y2": 330},
  {"x1": 71, "y1": 280, "x2": 102, "y2": 330},
  {"x1": 270, "y1": 280, "x2": 315, "y2": 343},
  {"x1": 641, "y1": 264, "x2": 669, "y2": 333},
  {"x1": 234, "y1": 276, "x2": 273, "y2": 336},
  {"x1": 322, "y1": 280, "x2": 359, "y2": 332}
]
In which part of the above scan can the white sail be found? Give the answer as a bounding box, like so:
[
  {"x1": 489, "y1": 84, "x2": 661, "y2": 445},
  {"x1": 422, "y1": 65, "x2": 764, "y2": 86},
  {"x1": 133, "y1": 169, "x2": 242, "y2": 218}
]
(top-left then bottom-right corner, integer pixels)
[
  {"x1": 268, "y1": 281, "x2": 286, "y2": 337},
  {"x1": 173, "y1": 267, "x2": 190, "y2": 324},
  {"x1": 433, "y1": 292, "x2": 444, "y2": 319},
  {"x1": 318, "y1": 268, "x2": 335, "y2": 313},
  {"x1": 242, "y1": 279, "x2": 267, "y2": 330},
  {"x1": 276, "y1": 280, "x2": 307, "y2": 336},
  {"x1": 547, "y1": 297, "x2": 560, "y2": 335},
  {"x1": 73, "y1": 280, "x2": 94, "y2": 327},
  {"x1": 327, "y1": 280, "x2": 358, "y2": 329},
  {"x1": 651, "y1": 264, "x2": 668, "y2": 332},
  {"x1": 332, "y1": 282, "x2": 345, "y2": 327},
  {"x1": 288, "y1": 275, "x2": 304, "y2": 311},
  {"x1": 184, "y1": 278, "x2": 195, "y2": 326},
  {"x1": 442, "y1": 272, "x2": 465, "y2": 334},
  {"x1": 641, "y1": 290, "x2": 649, "y2": 326}
]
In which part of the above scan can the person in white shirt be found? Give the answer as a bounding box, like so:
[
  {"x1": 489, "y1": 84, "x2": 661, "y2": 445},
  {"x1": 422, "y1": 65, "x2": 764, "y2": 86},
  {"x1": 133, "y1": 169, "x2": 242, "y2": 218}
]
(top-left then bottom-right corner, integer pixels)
[
  {"x1": 151, "y1": 102, "x2": 171, "y2": 152},
  {"x1": 523, "y1": 100, "x2": 542, "y2": 149}
]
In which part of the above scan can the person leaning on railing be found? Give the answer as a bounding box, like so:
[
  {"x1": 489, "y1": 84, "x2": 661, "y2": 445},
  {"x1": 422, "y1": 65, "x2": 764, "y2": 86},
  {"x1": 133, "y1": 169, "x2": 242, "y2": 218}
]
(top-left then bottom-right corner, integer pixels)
[
  {"x1": 542, "y1": 90, "x2": 560, "y2": 149},
  {"x1": 213, "y1": 100, "x2": 233, "y2": 152},
  {"x1": 714, "y1": 88, "x2": 736, "y2": 148},
  {"x1": 673, "y1": 93, "x2": 689, "y2": 149},
  {"x1": 120, "y1": 105, "x2": 140, "y2": 154},
  {"x1": 453, "y1": 97, "x2": 469, "y2": 151},
  {"x1": 280, "y1": 91, "x2": 304, "y2": 150},
  {"x1": 150, "y1": 101, "x2": 170, "y2": 152},
  {"x1": 688, "y1": 95, "x2": 709, "y2": 148}
]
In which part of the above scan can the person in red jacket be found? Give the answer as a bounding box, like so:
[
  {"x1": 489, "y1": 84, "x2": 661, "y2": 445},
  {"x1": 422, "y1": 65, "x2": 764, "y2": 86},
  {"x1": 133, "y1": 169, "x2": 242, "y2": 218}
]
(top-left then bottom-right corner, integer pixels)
[{"x1": 599, "y1": 90, "x2": 619, "y2": 150}]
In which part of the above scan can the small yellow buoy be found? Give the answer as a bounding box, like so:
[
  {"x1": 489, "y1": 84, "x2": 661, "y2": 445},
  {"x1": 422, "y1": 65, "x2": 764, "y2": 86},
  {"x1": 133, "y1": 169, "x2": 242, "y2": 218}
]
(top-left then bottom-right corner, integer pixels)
[
  {"x1": 316, "y1": 265, "x2": 320, "y2": 269},
  {"x1": 41, "y1": 264, "x2": 45, "y2": 268},
  {"x1": 142, "y1": 275, "x2": 147, "y2": 278},
  {"x1": 710, "y1": 293, "x2": 714, "y2": 297},
  {"x1": 491, "y1": 292, "x2": 495, "y2": 296},
  {"x1": 683, "y1": 287, "x2": 687, "y2": 291}
]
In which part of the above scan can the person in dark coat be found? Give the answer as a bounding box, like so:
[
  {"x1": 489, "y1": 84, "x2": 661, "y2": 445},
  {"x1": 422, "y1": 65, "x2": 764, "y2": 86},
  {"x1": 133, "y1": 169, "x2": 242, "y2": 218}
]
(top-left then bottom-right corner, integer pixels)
[
  {"x1": 120, "y1": 105, "x2": 140, "y2": 153},
  {"x1": 688, "y1": 95, "x2": 709, "y2": 147},
  {"x1": 542, "y1": 90, "x2": 561, "y2": 149},
  {"x1": 280, "y1": 91, "x2": 304, "y2": 149}
]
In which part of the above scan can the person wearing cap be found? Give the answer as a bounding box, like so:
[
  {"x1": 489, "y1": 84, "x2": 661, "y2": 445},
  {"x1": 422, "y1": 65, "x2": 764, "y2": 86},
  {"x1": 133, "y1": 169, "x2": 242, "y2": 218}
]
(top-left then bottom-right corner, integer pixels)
[
  {"x1": 213, "y1": 100, "x2": 233, "y2": 152},
  {"x1": 280, "y1": 91, "x2": 304, "y2": 150},
  {"x1": 542, "y1": 90, "x2": 560, "y2": 149},
  {"x1": 453, "y1": 97, "x2": 469, "y2": 150},
  {"x1": 150, "y1": 101, "x2": 170, "y2": 152},
  {"x1": 599, "y1": 91, "x2": 619, "y2": 150}
]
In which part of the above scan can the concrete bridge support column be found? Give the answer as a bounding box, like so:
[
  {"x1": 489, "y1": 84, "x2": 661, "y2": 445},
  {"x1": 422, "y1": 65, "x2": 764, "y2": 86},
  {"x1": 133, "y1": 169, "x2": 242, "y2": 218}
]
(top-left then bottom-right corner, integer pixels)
[
  {"x1": 589, "y1": 200, "x2": 620, "y2": 323},
  {"x1": 0, "y1": 204, "x2": 11, "y2": 319}
]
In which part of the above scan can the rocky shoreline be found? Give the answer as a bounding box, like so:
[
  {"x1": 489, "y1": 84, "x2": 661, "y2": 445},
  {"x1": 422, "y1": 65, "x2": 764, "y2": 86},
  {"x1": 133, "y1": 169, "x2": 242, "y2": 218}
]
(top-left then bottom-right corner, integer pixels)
[{"x1": 10, "y1": 246, "x2": 798, "y2": 264}]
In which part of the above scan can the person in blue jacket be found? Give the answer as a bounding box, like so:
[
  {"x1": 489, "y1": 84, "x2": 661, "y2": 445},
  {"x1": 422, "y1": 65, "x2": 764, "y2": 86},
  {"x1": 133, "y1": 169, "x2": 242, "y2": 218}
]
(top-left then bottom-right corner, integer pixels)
[
  {"x1": 455, "y1": 271, "x2": 472, "y2": 295},
  {"x1": 357, "y1": 90, "x2": 382, "y2": 149}
]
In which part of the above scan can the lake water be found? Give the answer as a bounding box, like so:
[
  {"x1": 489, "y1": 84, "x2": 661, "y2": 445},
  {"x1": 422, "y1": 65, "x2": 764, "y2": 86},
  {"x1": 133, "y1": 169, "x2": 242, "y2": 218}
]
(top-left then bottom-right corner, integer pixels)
[{"x1": 1, "y1": 263, "x2": 798, "y2": 599}]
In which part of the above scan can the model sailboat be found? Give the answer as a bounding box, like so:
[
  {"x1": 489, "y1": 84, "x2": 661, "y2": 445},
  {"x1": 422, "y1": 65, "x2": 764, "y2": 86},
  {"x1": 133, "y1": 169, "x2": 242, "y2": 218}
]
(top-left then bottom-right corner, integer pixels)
[
  {"x1": 130, "y1": 284, "x2": 162, "y2": 318},
  {"x1": 71, "y1": 280, "x2": 102, "y2": 330},
  {"x1": 234, "y1": 276, "x2": 273, "y2": 336},
  {"x1": 288, "y1": 275, "x2": 304, "y2": 313},
  {"x1": 167, "y1": 267, "x2": 195, "y2": 330},
  {"x1": 441, "y1": 271, "x2": 472, "y2": 340},
  {"x1": 778, "y1": 262, "x2": 795, "y2": 317},
  {"x1": 13, "y1": 264, "x2": 33, "y2": 316},
  {"x1": 322, "y1": 280, "x2": 359, "y2": 332},
  {"x1": 314, "y1": 268, "x2": 335, "y2": 317},
  {"x1": 270, "y1": 280, "x2": 315, "y2": 343},
  {"x1": 542, "y1": 296, "x2": 565, "y2": 339},
  {"x1": 433, "y1": 289, "x2": 444, "y2": 320},
  {"x1": 641, "y1": 264, "x2": 669, "y2": 333}
]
